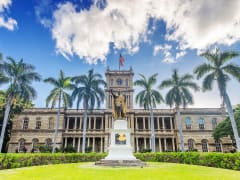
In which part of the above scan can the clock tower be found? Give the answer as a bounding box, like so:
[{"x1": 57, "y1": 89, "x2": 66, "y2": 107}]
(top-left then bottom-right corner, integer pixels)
[{"x1": 105, "y1": 67, "x2": 134, "y2": 110}]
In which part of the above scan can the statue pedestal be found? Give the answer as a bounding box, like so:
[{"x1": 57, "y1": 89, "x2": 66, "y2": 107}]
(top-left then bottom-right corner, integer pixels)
[{"x1": 95, "y1": 119, "x2": 146, "y2": 166}]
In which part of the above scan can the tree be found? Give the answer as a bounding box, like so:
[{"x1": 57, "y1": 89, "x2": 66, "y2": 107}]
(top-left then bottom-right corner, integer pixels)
[
  {"x1": 0, "y1": 91, "x2": 34, "y2": 152},
  {"x1": 0, "y1": 57, "x2": 41, "y2": 152},
  {"x1": 194, "y1": 48, "x2": 240, "y2": 151},
  {"x1": 0, "y1": 53, "x2": 9, "y2": 86},
  {"x1": 71, "y1": 69, "x2": 105, "y2": 153},
  {"x1": 134, "y1": 73, "x2": 164, "y2": 152},
  {"x1": 213, "y1": 105, "x2": 240, "y2": 144},
  {"x1": 44, "y1": 70, "x2": 73, "y2": 153},
  {"x1": 159, "y1": 69, "x2": 199, "y2": 152}
]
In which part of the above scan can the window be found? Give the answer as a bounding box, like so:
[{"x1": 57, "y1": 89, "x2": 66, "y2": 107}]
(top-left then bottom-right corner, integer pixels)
[
  {"x1": 188, "y1": 139, "x2": 194, "y2": 151},
  {"x1": 36, "y1": 121, "x2": 41, "y2": 129},
  {"x1": 202, "y1": 139, "x2": 208, "y2": 152},
  {"x1": 32, "y1": 138, "x2": 39, "y2": 152},
  {"x1": 48, "y1": 117, "x2": 54, "y2": 129},
  {"x1": 185, "y1": 117, "x2": 191, "y2": 129},
  {"x1": 198, "y1": 118, "x2": 204, "y2": 129},
  {"x1": 212, "y1": 118, "x2": 217, "y2": 130},
  {"x1": 46, "y1": 138, "x2": 52, "y2": 147},
  {"x1": 116, "y1": 78, "x2": 122, "y2": 85},
  {"x1": 126, "y1": 79, "x2": 128, "y2": 87},
  {"x1": 215, "y1": 140, "x2": 222, "y2": 152},
  {"x1": 22, "y1": 118, "x2": 29, "y2": 130},
  {"x1": 18, "y1": 138, "x2": 26, "y2": 152}
]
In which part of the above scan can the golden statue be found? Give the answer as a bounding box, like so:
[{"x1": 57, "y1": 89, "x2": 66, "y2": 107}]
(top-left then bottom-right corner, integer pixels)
[{"x1": 110, "y1": 89, "x2": 127, "y2": 119}]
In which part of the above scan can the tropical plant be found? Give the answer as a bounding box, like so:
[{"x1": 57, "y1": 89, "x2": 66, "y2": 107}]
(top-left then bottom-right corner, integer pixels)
[
  {"x1": 71, "y1": 69, "x2": 105, "y2": 153},
  {"x1": 194, "y1": 48, "x2": 240, "y2": 151},
  {"x1": 134, "y1": 73, "x2": 164, "y2": 152},
  {"x1": 0, "y1": 53, "x2": 9, "y2": 86},
  {"x1": 44, "y1": 70, "x2": 73, "y2": 153},
  {"x1": 159, "y1": 69, "x2": 199, "y2": 152},
  {"x1": 0, "y1": 57, "x2": 41, "y2": 152}
]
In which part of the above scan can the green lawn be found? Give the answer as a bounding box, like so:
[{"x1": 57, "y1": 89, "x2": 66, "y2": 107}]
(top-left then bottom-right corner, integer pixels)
[{"x1": 0, "y1": 162, "x2": 240, "y2": 180}]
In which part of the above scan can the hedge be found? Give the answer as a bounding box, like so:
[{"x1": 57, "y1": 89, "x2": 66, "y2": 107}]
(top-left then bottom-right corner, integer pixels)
[
  {"x1": 0, "y1": 153, "x2": 107, "y2": 170},
  {"x1": 135, "y1": 152, "x2": 240, "y2": 170},
  {"x1": 0, "y1": 152, "x2": 240, "y2": 170}
]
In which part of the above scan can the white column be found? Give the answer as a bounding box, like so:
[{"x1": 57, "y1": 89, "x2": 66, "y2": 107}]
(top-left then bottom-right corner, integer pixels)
[
  {"x1": 164, "y1": 138, "x2": 167, "y2": 151},
  {"x1": 100, "y1": 137, "x2": 103, "y2": 153},
  {"x1": 148, "y1": 118, "x2": 150, "y2": 130},
  {"x1": 172, "y1": 138, "x2": 175, "y2": 151},
  {"x1": 170, "y1": 117, "x2": 173, "y2": 131},
  {"x1": 136, "y1": 137, "x2": 139, "y2": 152},
  {"x1": 87, "y1": 137, "x2": 90, "y2": 147},
  {"x1": 162, "y1": 117, "x2": 165, "y2": 130},
  {"x1": 157, "y1": 117, "x2": 160, "y2": 130},
  {"x1": 101, "y1": 117, "x2": 103, "y2": 130},
  {"x1": 89, "y1": 117, "x2": 92, "y2": 130},
  {"x1": 93, "y1": 137, "x2": 95, "y2": 152},
  {"x1": 80, "y1": 117, "x2": 82, "y2": 130},
  {"x1": 66, "y1": 118, "x2": 69, "y2": 131},
  {"x1": 65, "y1": 137, "x2": 68, "y2": 148},
  {"x1": 159, "y1": 138, "x2": 162, "y2": 152},
  {"x1": 143, "y1": 117, "x2": 146, "y2": 130},
  {"x1": 94, "y1": 117, "x2": 96, "y2": 129},
  {"x1": 73, "y1": 138, "x2": 76, "y2": 148},
  {"x1": 144, "y1": 138, "x2": 147, "y2": 149},
  {"x1": 149, "y1": 138, "x2": 152, "y2": 149},
  {"x1": 136, "y1": 118, "x2": 138, "y2": 130},
  {"x1": 77, "y1": 138, "x2": 80, "y2": 152},
  {"x1": 74, "y1": 118, "x2": 77, "y2": 130}
]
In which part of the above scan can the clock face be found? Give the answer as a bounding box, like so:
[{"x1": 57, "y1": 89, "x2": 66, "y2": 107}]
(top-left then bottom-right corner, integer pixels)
[{"x1": 116, "y1": 78, "x2": 122, "y2": 85}]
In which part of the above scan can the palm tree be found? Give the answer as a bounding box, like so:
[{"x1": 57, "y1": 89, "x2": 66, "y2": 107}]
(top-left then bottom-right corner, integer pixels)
[
  {"x1": 71, "y1": 69, "x2": 105, "y2": 153},
  {"x1": 0, "y1": 57, "x2": 41, "y2": 152},
  {"x1": 194, "y1": 48, "x2": 240, "y2": 151},
  {"x1": 0, "y1": 53, "x2": 9, "y2": 85},
  {"x1": 134, "y1": 73, "x2": 164, "y2": 152},
  {"x1": 44, "y1": 70, "x2": 73, "y2": 153},
  {"x1": 159, "y1": 69, "x2": 199, "y2": 152}
]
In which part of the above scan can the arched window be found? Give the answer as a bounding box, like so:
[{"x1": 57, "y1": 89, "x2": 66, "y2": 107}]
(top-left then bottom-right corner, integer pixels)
[
  {"x1": 185, "y1": 117, "x2": 191, "y2": 129},
  {"x1": 18, "y1": 138, "x2": 26, "y2": 152},
  {"x1": 48, "y1": 117, "x2": 54, "y2": 129},
  {"x1": 215, "y1": 140, "x2": 222, "y2": 152},
  {"x1": 125, "y1": 79, "x2": 128, "y2": 87},
  {"x1": 198, "y1": 117, "x2": 204, "y2": 129},
  {"x1": 45, "y1": 138, "x2": 52, "y2": 147},
  {"x1": 22, "y1": 118, "x2": 29, "y2": 130},
  {"x1": 212, "y1": 118, "x2": 217, "y2": 130},
  {"x1": 201, "y1": 139, "x2": 208, "y2": 152},
  {"x1": 32, "y1": 138, "x2": 39, "y2": 152},
  {"x1": 188, "y1": 139, "x2": 194, "y2": 151}
]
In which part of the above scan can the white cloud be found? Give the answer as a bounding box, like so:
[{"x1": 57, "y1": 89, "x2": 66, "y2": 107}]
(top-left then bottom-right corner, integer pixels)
[
  {"x1": 51, "y1": 0, "x2": 240, "y2": 64},
  {"x1": 0, "y1": 0, "x2": 17, "y2": 30}
]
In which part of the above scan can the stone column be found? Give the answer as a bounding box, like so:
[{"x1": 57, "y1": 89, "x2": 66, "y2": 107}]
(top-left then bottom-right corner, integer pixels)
[
  {"x1": 144, "y1": 138, "x2": 147, "y2": 149},
  {"x1": 101, "y1": 117, "x2": 103, "y2": 130},
  {"x1": 66, "y1": 118, "x2": 70, "y2": 131},
  {"x1": 74, "y1": 117, "x2": 77, "y2": 130},
  {"x1": 157, "y1": 117, "x2": 160, "y2": 130},
  {"x1": 159, "y1": 138, "x2": 162, "y2": 152},
  {"x1": 87, "y1": 137, "x2": 90, "y2": 147},
  {"x1": 172, "y1": 138, "x2": 175, "y2": 151},
  {"x1": 170, "y1": 117, "x2": 173, "y2": 131},
  {"x1": 79, "y1": 117, "x2": 82, "y2": 130},
  {"x1": 162, "y1": 117, "x2": 165, "y2": 130},
  {"x1": 73, "y1": 138, "x2": 75, "y2": 148},
  {"x1": 77, "y1": 138, "x2": 80, "y2": 152},
  {"x1": 93, "y1": 137, "x2": 95, "y2": 152},
  {"x1": 94, "y1": 117, "x2": 96, "y2": 130},
  {"x1": 164, "y1": 138, "x2": 167, "y2": 151},
  {"x1": 136, "y1": 137, "x2": 139, "y2": 152},
  {"x1": 65, "y1": 137, "x2": 68, "y2": 148},
  {"x1": 143, "y1": 117, "x2": 146, "y2": 130},
  {"x1": 148, "y1": 118, "x2": 150, "y2": 130},
  {"x1": 149, "y1": 138, "x2": 152, "y2": 149},
  {"x1": 100, "y1": 137, "x2": 103, "y2": 153},
  {"x1": 89, "y1": 117, "x2": 92, "y2": 130},
  {"x1": 136, "y1": 118, "x2": 138, "y2": 130}
]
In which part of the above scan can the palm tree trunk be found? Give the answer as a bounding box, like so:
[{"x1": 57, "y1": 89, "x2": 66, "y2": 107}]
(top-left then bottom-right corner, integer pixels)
[
  {"x1": 177, "y1": 107, "x2": 184, "y2": 152},
  {"x1": 82, "y1": 109, "x2": 88, "y2": 153},
  {"x1": 52, "y1": 90, "x2": 61, "y2": 153},
  {"x1": 150, "y1": 107, "x2": 155, "y2": 152},
  {"x1": 0, "y1": 94, "x2": 13, "y2": 152},
  {"x1": 223, "y1": 91, "x2": 240, "y2": 152}
]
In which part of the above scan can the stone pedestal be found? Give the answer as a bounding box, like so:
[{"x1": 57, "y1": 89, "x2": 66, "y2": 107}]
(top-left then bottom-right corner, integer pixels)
[{"x1": 95, "y1": 119, "x2": 146, "y2": 167}]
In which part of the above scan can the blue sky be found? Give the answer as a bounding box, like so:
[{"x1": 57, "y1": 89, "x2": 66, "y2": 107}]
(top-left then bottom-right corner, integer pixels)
[{"x1": 0, "y1": 0, "x2": 240, "y2": 108}]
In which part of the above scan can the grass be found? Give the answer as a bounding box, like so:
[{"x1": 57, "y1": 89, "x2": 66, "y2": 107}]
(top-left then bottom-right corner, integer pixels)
[{"x1": 0, "y1": 162, "x2": 240, "y2": 180}]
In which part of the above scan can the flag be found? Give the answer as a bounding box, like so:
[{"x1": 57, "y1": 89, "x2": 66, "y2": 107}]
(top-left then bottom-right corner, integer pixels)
[{"x1": 119, "y1": 54, "x2": 125, "y2": 66}]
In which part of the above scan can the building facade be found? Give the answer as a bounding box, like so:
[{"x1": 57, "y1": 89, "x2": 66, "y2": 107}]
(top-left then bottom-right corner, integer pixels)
[{"x1": 8, "y1": 68, "x2": 233, "y2": 153}]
